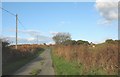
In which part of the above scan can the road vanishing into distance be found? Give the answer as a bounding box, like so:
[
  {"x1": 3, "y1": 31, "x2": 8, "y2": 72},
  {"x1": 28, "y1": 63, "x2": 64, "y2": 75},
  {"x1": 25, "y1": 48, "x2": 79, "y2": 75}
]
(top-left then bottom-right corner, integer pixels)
[{"x1": 14, "y1": 48, "x2": 55, "y2": 75}]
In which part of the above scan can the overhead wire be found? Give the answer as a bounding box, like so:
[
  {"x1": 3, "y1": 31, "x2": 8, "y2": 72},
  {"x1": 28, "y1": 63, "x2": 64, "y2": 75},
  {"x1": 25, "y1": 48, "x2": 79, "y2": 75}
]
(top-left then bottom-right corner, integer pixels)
[
  {"x1": 18, "y1": 18, "x2": 27, "y2": 30},
  {"x1": 0, "y1": 7, "x2": 27, "y2": 31},
  {"x1": 0, "y1": 7, "x2": 36, "y2": 44},
  {"x1": 0, "y1": 7, "x2": 16, "y2": 16}
]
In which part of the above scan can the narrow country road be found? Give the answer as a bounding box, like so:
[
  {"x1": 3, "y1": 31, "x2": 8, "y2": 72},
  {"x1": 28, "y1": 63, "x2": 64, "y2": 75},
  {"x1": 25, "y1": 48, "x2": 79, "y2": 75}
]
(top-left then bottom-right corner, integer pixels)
[{"x1": 14, "y1": 48, "x2": 55, "y2": 75}]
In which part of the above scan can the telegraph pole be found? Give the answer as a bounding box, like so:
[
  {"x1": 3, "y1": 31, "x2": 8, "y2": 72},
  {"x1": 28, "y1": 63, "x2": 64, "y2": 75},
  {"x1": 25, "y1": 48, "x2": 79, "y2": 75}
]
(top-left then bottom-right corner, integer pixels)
[
  {"x1": 0, "y1": 8, "x2": 18, "y2": 49},
  {"x1": 16, "y1": 14, "x2": 18, "y2": 49},
  {"x1": 37, "y1": 35, "x2": 38, "y2": 45}
]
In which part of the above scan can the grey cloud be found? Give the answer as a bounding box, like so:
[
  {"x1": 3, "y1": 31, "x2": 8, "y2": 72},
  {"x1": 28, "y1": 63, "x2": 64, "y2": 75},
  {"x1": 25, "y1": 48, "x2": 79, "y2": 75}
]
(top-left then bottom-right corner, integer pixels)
[{"x1": 95, "y1": 0, "x2": 118, "y2": 23}]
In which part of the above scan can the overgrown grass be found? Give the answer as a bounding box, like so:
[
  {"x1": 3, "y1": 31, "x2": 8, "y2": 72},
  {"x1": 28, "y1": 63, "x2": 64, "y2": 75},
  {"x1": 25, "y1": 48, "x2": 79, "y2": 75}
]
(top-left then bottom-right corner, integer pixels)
[
  {"x1": 51, "y1": 53, "x2": 83, "y2": 75},
  {"x1": 3, "y1": 50, "x2": 44, "y2": 75},
  {"x1": 51, "y1": 43, "x2": 118, "y2": 75},
  {"x1": 51, "y1": 53, "x2": 107, "y2": 75}
]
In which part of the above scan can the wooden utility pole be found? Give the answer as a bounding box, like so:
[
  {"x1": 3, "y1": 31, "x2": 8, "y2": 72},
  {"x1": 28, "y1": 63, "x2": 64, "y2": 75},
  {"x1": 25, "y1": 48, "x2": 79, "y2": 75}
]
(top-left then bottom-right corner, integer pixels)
[
  {"x1": 37, "y1": 35, "x2": 38, "y2": 45},
  {"x1": 16, "y1": 14, "x2": 18, "y2": 49}
]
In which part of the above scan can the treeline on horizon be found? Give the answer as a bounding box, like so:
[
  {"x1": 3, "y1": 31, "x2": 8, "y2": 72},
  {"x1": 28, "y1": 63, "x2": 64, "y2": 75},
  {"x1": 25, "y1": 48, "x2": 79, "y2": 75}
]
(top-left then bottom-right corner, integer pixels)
[
  {"x1": 0, "y1": 36, "x2": 119, "y2": 46},
  {"x1": 52, "y1": 32, "x2": 119, "y2": 46},
  {"x1": 55, "y1": 39, "x2": 119, "y2": 46}
]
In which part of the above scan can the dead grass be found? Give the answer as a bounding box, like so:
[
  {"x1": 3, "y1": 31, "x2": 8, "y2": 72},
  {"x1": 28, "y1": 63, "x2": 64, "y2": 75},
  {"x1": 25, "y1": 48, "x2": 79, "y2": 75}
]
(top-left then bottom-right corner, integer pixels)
[{"x1": 52, "y1": 43, "x2": 118, "y2": 75}]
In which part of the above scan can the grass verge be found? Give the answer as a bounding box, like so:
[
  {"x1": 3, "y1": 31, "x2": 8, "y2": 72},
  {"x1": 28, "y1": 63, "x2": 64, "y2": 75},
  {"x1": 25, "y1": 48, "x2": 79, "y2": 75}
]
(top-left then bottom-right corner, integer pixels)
[{"x1": 51, "y1": 53, "x2": 83, "y2": 75}]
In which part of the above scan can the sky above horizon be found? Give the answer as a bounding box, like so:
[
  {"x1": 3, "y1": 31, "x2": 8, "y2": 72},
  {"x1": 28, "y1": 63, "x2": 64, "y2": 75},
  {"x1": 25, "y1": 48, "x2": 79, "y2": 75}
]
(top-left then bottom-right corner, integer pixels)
[{"x1": 2, "y1": 2, "x2": 118, "y2": 44}]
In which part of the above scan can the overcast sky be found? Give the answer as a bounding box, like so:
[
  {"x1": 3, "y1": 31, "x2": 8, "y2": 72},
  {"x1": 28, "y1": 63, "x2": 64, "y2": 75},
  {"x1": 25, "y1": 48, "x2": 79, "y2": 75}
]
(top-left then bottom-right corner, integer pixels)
[{"x1": 2, "y1": 1, "x2": 118, "y2": 44}]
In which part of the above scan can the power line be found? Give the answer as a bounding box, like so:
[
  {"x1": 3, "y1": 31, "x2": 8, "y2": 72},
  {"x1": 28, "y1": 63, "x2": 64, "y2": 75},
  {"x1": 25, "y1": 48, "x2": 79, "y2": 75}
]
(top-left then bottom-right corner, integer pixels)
[
  {"x1": 1, "y1": 7, "x2": 27, "y2": 31},
  {"x1": 16, "y1": 14, "x2": 18, "y2": 49},
  {"x1": 1, "y1": 7, "x2": 18, "y2": 49},
  {"x1": 1, "y1": 7, "x2": 34, "y2": 45},
  {"x1": 18, "y1": 18, "x2": 27, "y2": 30},
  {"x1": 0, "y1": 7, "x2": 16, "y2": 16}
]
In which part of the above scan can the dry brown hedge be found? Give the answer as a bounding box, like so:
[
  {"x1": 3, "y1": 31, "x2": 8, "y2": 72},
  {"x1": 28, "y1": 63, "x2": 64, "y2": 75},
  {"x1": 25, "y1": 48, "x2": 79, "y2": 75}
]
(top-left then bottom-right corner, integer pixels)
[{"x1": 52, "y1": 43, "x2": 119, "y2": 75}]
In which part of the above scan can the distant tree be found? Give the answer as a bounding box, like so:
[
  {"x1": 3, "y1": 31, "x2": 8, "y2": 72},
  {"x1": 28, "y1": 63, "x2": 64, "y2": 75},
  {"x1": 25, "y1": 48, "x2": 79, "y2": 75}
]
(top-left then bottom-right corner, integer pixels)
[
  {"x1": 105, "y1": 39, "x2": 114, "y2": 43},
  {"x1": 61, "y1": 39, "x2": 90, "y2": 45},
  {"x1": 52, "y1": 32, "x2": 71, "y2": 44},
  {"x1": 62, "y1": 40, "x2": 71, "y2": 45},
  {"x1": 62, "y1": 40, "x2": 77, "y2": 45},
  {"x1": 76, "y1": 40, "x2": 89, "y2": 45},
  {"x1": 76, "y1": 40, "x2": 83, "y2": 45},
  {"x1": 2, "y1": 39, "x2": 10, "y2": 48},
  {"x1": 71, "y1": 40, "x2": 77, "y2": 45},
  {"x1": 43, "y1": 43, "x2": 46, "y2": 45}
]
